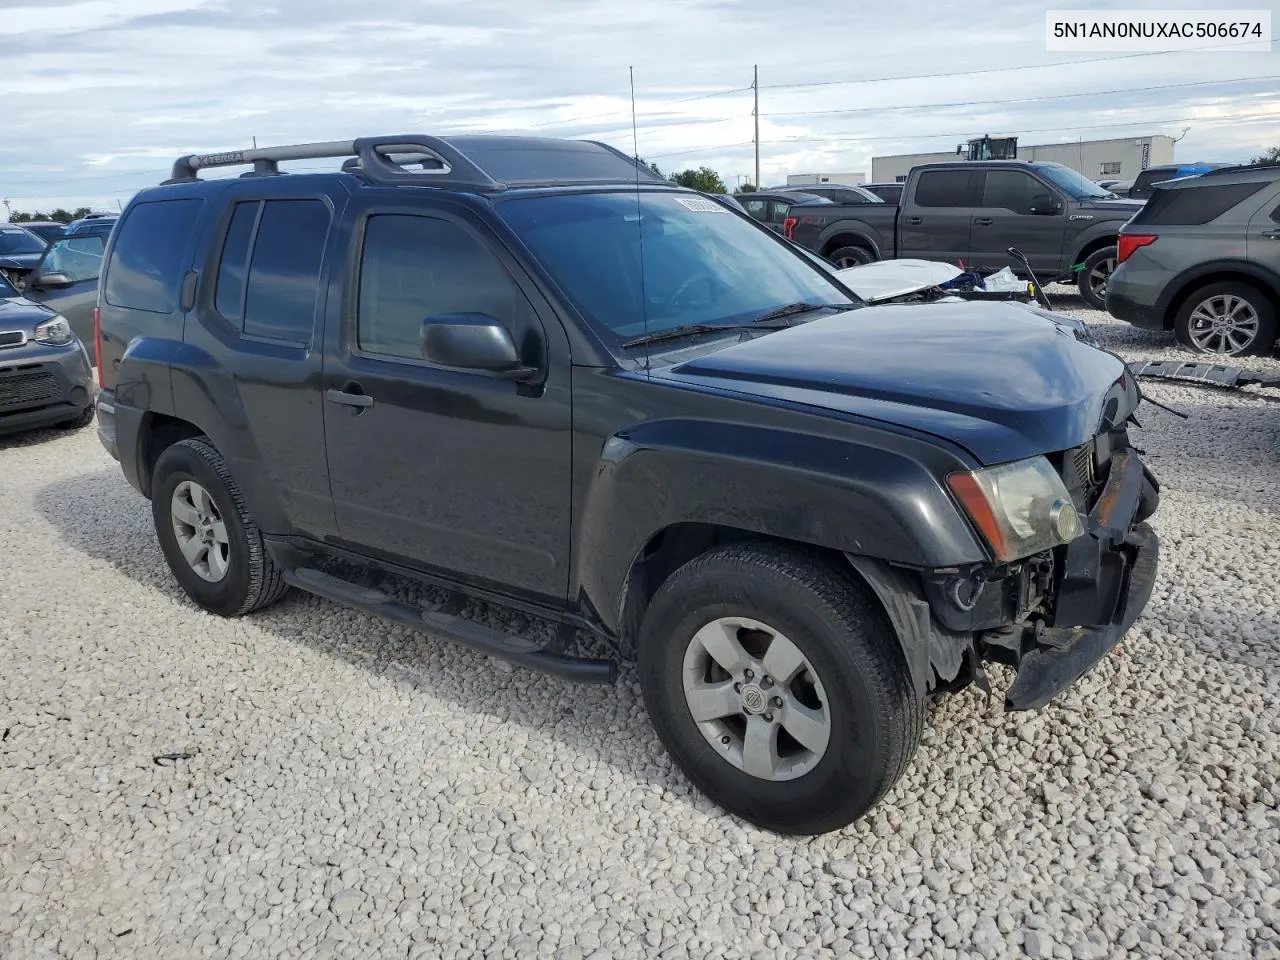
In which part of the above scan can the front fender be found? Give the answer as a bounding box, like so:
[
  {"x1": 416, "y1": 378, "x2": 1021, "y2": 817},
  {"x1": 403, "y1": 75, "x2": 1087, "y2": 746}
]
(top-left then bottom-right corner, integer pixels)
[
  {"x1": 1069, "y1": 223, "x2": 1122, "y2": 264},
  {"x1": 574, "y1": 418, "x2": 986, "y2": 634}
]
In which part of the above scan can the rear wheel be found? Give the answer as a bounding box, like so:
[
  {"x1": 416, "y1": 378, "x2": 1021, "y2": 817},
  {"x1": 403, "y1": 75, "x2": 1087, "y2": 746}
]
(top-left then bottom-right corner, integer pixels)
[
  {"x1": 1174, "y1": 281, "x2": 1278, "y2": 357},
  {"x1": 637, "y1": 543, "x2": 923, "y2": 835},
  {"x1": 1078, "y1": 246, "x2": 1116, "y2": 310},
  {"x1": 151, "y1": 437, "x2": 289, "y2": 617},
  {"x1": 827, "y1": 245, "x2": 876, "y2": 269}
]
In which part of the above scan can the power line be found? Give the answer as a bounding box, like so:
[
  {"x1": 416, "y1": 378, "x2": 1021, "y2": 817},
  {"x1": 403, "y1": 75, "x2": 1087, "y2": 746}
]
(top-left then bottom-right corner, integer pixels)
[
  {"x1": 763, "y1": 75, "x2": 1280, "y2": 120},
  {"x1": 644, "y1": 109, "x2": 1280, "y2": 159},
  {"x1": 754, "y1": 34, "x2": 1280, "y2": 93}
]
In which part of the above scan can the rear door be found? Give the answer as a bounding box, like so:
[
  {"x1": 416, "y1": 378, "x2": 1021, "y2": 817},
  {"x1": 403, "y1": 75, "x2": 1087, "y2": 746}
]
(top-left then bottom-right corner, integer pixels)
[
  {"x1": 22, "y1": 234, "x2": 105, "y2": 344},
  {"x1": 179, "y1": 184, "x2": 345, "y2": 539},
  {"x1": 1245, "y1": 184, "x2": 1280, "y2": 268},
  {"x1": 899, "y1": 168, "x2": 978, "y2": 264},
  {"x1": 968, "y1": 168, "x2": 1066, "y2": 276}
]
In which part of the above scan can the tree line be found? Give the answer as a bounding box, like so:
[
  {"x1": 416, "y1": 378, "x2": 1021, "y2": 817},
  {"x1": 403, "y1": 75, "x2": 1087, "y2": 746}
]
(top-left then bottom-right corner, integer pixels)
[
  {"x1": 6, "y1": 207, "x2": 95, "y2": 224},
  {"x1": 642, "y1": 160, "x2": 756, "y2": 195}
]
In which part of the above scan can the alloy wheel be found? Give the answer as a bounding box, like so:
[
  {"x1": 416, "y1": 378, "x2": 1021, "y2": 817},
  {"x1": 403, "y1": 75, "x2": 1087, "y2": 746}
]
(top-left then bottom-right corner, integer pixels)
[
  {"x1": 170, "y1": 480, "x2": 230, "y2": 583},
  {"x1": 681, "y1": 616, "x2": 831, "y2": 781}
]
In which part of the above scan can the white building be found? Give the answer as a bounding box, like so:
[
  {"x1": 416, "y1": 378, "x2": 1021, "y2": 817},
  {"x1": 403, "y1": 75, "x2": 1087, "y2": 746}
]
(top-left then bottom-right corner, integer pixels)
[
  {"x1": 870, "y1": 135, "x2": 1176, "y2": 183},
  {"x1": 785, "y1": 171, "x2": 867, "y2": 186}
]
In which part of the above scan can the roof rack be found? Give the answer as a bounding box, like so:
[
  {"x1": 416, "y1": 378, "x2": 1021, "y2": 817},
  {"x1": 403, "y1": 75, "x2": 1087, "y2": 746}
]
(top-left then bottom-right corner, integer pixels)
[{"x1": 164, "y1": 133, "x2": 668, "y2": 192}]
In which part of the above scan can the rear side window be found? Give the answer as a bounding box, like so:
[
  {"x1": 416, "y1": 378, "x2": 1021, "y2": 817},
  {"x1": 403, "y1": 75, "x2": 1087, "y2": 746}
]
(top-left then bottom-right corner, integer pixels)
[
  {"x1": 214, "y1": 201, "x2": 260, "y2": 321},
  {"x1": 914, "y1": 170, "x2": 976, "y2": 207},
  {"x1": 213, "y1": 198, "x2": 331, "y2": 344},
  {"x1": 104, "y1": 198, "x2": 203, "y2": 314},
  {"x1": 1133, "y1": 182, "x2": 1268, "y2": 226}
]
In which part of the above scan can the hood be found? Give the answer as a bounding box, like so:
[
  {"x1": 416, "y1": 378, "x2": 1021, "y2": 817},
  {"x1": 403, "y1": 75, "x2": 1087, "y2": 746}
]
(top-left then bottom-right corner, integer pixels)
[
  {"x1": 659, "y1": 302, "x2": 1136, "y2": 465},
  {"x1": 834, "y1": 259, "x2": 963, "y2": 303},
  {"x1": 1076, "y1": 198, "x2": 1145, "y2": 215},
  {"x1": 0, "y1": 253, "x2": 42, "y2": 271},
  {"x1": 0, "y1": 294, "x2": 57, "y2": 334}
]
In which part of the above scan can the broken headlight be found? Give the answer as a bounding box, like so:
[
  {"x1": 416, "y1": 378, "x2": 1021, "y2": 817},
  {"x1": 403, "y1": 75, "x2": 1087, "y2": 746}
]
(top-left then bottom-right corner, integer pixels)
[{"x1": 947, "y1": 457, "x2": 1083, "y2": 563}]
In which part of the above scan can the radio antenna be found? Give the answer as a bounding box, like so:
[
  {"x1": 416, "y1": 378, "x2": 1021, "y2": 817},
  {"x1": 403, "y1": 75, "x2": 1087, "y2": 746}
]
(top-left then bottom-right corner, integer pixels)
[{"x1": 630, "y1": 66, "x2": 650, "y2": 376}]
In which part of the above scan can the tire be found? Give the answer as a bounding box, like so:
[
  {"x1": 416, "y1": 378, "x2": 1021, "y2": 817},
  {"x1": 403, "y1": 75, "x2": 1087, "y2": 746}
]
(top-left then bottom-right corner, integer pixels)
[
  {"x1": 827, "y1": 245, "x2": 876, "y2": 269},
  {"x1": 637, "y1": 542, "x2": 923, "y2": 835},
  {"x1": 1174, "y1": 281, "x2": 1278, "y2": 357},
  {"x1": 57, "y1": 405, "x2": 95, "y2": 430},
  {"x1": 1077, "y1": 245, "x2": 1116, "y2": 311},
  {"x1": 151, "y1": 437, "x2": 289, "y2": 617}
]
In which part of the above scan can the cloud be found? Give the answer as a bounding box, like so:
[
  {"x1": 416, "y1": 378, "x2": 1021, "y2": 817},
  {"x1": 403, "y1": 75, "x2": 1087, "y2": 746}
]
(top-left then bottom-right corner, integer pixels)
[{"x1": 1, "y1": 0, "x2": 1276, "y2": 210}]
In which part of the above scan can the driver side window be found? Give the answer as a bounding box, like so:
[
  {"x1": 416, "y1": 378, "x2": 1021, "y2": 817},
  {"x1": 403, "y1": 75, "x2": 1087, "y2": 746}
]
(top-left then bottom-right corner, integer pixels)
[
  {"x1": 356, "y1": 214, "x2": 531, "y2": 362},
  {"x1": 38, "y1": 235, "x2": 105, "y2": 284},
  {"x1": 981, "y1": 171, "x2": 1043, "y2": 215}
]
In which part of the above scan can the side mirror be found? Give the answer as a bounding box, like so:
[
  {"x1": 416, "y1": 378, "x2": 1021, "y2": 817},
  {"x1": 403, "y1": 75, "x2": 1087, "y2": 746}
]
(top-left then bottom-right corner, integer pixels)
[
  {"x1": 420, "y1": 313, "x2": 537, "y2": 381},
  {"x1": 1029, "y1": 193, "x2": 1062, "y2": 215},
  {"x1": 32, "y1": 272, "x2": 73, "y2": 289}
]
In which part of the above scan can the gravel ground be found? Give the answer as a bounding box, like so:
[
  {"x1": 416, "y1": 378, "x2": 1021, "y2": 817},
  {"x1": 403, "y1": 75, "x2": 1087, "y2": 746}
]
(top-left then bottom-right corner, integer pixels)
[{"x1": 2, "y1": 290, "x2": 1279, "y2": 960}]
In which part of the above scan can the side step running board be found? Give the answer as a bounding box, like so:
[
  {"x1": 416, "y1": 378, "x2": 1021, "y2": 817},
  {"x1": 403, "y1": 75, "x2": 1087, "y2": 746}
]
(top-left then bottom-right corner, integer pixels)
[{"x1": 283, "y1": 567, "x2": 616, "y2": 684}]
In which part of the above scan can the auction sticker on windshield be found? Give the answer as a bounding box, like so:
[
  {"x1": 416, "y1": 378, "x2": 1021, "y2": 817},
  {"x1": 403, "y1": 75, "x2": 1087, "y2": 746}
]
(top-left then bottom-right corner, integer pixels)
[{"x1": 675, "y1": 197, "x2": 730, "y2": 213}]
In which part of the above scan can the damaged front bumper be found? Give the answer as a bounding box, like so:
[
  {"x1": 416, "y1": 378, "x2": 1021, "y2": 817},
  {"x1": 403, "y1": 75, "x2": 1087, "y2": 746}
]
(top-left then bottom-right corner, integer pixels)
[{"x1": 852, "y1": 441, "x2": 1160, "y2": 712}]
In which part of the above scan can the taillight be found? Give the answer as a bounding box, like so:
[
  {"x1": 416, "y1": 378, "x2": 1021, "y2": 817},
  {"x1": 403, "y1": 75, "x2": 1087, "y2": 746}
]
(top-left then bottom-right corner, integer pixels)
[
  {"x1": 1117, "y1": 234, "x2": 1157, "y2": 264},
  {"x1": 93, "y1": 306, "x2": 104, "y2": 387},
  {"x1": 783, "y1": 216, "x2": 798, "y2": 240}
]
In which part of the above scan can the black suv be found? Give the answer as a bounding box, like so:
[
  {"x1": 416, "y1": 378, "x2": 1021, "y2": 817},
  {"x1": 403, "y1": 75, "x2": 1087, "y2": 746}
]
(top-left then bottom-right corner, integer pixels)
[{"x1": 96, "y1": 135, "x2": 1160, "y2": 835}]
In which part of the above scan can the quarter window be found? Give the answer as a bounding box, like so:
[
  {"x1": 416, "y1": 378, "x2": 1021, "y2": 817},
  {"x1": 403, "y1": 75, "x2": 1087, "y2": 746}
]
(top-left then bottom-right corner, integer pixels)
[{"x1": 104, "y1": 198, "x2": 203, "y2": 314}]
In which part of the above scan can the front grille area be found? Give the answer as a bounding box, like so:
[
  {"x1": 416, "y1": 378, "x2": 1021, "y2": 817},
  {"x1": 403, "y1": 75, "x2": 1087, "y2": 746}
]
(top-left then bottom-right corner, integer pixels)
[
  {"x1": 0, "y1": 330, "x2": 26, "y2": 349},
  {"x1": 0, "y1": 370, "x2": 60, "y2": 411},
  {"x1": 1061, "y1": 437, "x2": 1104, "y2": 509}
]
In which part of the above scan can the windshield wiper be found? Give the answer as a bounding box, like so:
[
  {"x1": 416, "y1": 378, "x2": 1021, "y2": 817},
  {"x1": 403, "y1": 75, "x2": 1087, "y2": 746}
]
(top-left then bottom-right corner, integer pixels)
[
  {"x1": 622, "y1": 320, "x2": 794, "y2": 349},
  {"x1": 752, "y1": 301, "x2": 859, "y2": 323}
]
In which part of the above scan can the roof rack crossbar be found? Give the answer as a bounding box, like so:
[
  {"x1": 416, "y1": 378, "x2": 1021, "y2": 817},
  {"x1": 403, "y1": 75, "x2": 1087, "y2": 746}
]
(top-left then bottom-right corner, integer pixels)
[{"x1": 167, "y1": 135, "x2": 503, "y2": 190}]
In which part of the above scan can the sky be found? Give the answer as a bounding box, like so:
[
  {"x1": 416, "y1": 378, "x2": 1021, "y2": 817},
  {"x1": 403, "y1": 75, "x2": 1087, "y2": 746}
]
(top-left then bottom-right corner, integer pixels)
[{"x1": 1, "y1": 0, "x2": 1277, "y2": 213}]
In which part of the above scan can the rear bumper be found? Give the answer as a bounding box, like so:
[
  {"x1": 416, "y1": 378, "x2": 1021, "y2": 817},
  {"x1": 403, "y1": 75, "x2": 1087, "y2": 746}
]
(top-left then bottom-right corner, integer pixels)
[
  {"x1": 1105, "y1": 289, "x2": 1166, "y2": 330},
  {"x1": 96, "y1": 392, "x2": 119, "y2": 460},
  {"x1": 0, "y1": 343, "x2": 94, "y2": 436}
]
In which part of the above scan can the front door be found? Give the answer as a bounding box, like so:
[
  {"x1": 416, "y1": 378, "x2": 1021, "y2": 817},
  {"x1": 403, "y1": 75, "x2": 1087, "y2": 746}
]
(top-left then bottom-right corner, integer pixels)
[
  {"x1": 322, "y1": 202, "x2": 574, "y2": 600},
  {"x1": 968, "y1": 169, "x2": 1066, "y2": 277}
]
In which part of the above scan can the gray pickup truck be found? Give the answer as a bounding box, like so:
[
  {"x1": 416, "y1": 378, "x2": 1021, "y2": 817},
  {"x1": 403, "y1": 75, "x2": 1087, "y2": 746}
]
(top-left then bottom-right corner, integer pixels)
[{"x1": 787, "y1": 160, "x2": 1144, "y2": 309}]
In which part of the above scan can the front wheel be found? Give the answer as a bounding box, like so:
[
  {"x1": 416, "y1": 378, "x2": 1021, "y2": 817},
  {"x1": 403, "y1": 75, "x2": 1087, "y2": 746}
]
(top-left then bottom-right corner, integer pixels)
[
  {"x1": 637, "y1": 543, "x2": 923, "y2": 835},
  {"x1": 1078, "y1": 246, "x2": 1116, "y2": 310},
  {"x1": 827, "y1": 245, "x2": 876, "y2": 269}
]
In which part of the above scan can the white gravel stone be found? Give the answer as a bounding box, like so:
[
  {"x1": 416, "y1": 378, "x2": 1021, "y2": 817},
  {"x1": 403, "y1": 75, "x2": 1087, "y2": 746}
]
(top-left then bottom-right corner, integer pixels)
[{"x1": 2, "y1": 293, "x2": 1280, "y2": 960}]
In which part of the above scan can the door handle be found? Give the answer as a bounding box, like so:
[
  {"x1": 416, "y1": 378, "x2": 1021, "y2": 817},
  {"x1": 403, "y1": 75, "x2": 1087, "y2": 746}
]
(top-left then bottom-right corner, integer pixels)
[
  {"x1": 326, "y1": 387, "x2": 374, "y2": 409},
  {"x1": 904, "y1": 216, "x2": 923, "y2": 225},
  {"x1": 973, "y1": 217, "x2": 993, "y2": 226}
]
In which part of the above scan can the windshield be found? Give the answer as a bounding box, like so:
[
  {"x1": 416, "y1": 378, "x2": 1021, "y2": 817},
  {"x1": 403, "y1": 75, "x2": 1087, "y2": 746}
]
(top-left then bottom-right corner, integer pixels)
[
  {"x1": 0, "y1": 226, "x2": 47, "y2": 255},
  {"x1": 0, "y1": 273, "x2": 17, "y2": 298},
  {"x1": 1034, "y1": 164, "x2": 1116, "y2": 200},
  {"x1": 499, "y1": 191, "x2": 857, "y2": 348}
]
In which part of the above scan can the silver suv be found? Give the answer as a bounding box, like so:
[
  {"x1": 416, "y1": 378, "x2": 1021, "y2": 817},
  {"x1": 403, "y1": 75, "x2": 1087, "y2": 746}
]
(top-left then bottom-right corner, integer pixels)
[{"x1": 1107, "y1": 163, "x2": 1280, "y2": 356}]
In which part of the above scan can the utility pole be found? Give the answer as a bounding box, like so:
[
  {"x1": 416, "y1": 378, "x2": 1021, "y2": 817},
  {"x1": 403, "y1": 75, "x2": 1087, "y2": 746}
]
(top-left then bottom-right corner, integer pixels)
[{"x1": 752, "y1": 65, "x2": 760, "y2": 190}]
